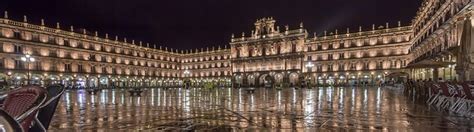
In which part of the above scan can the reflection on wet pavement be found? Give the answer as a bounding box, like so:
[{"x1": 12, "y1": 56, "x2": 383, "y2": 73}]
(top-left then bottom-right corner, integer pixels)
[{"x1": 49, "y1": 87, "x2": 473, "y2": 131}]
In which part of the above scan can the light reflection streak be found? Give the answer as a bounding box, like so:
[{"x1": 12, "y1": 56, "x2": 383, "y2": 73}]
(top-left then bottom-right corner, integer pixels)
[
  {"x1": 376, "y1": 87, "x2": 381, "y2": 113},
  {"x1": 49, "y1": 87, "x2": 472, "y2": 131},
  {"x1": 339, "y1": 87, "x2": 344, "y2": 113}
]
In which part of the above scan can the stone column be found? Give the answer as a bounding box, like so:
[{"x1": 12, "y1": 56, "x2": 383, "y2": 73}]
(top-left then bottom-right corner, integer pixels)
[
  {"x1": 457, "y1": 14, "x2": 474, "y2": 81},
  {"x1": 433, "y1": 68, "x2": 439, "y2": 82}
]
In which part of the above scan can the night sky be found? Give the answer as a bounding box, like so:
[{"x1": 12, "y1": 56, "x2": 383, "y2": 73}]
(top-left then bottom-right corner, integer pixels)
[{"x1": 0, "y1": 0, "x2": 421, "y2": 50}]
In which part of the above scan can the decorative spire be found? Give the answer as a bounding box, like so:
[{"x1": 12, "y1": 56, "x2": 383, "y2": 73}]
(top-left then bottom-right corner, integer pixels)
[
  {"x1": 70, "y1": 26, "x2": 74, "y2": 31},
  {"x1": 372, "y1": 24, "x2": 375, "y2": 30},
  {"x1": 146, "y1": 43, "x2": 149, "y2": 48},
  {"x1": 139, "y1": 41, "x2": 142, "y2": 47},
  {"x1": 285, "y1": 25, "x2": 289, "y2": 31},
  {"x1": 324, "y1": 30, "x2": 327, "y2": 36},
  {"x1": 385, "y1": 22, "x2": 389, "y2": 28},
  {"x1": 335, "y1": 29, "x2": 338, "y2": 35},
  {"x1": 359, "y1": 26, "x2": 362, "y2": 32},
  {"x1": 105, "y1": 33, "x2": 109, "y2": 39},
  {"x1": 153, "y1": 44, "x2": 156, "y2": 49},
  {"x1": 4, "y1": 11, "x2": 7, "y2": 19},
  {"x1": 124, "y1": 38, "x2": 127, "y2": 43},
  {"x1": 346, "y1": 28, "x2": 350, "y2": 34},
  {"x1": 231, "y1": 33, "x2": 234, "y2": 39},
  {"x1": 241, "y1": 32, "x2": 245, "y2": 37},
  {"x1": 41, "y1": 19, "x2": 45, "y2": 26},
  {"x1": 300, "y1": 22, "x2": 304, "y2": 28},
  {"x1": 115, "y1": 36, "x2": 118, "y2": 41},
  {"x1": 56, "y1": 22, "x2": 60, "y2": 29},
  {"x1": 398, "y1": 21, "x2": 401, "y2": 27},
  {"x1": 95, "y1": 31, "x2": 98, "y2": 37},
  {"x1": 23, "y1": 15, "x2": 27, "y2": 23},
  {"x1": 132, "y1": 40, "x2": 135, "y2": 45}
]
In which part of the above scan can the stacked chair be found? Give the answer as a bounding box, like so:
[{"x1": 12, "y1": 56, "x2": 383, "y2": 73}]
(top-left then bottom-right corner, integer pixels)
[
  {"x1": 0, "y1": 85, "x2": 65, "y2": 132},
  {"x1": 407, "y1": 81, "x2": 473, "y2": 117}
]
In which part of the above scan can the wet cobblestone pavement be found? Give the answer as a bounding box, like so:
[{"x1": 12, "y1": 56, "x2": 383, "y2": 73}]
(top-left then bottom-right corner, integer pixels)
[{"x1": 49, "y1": 87, "x2": 473, "y2": 131}]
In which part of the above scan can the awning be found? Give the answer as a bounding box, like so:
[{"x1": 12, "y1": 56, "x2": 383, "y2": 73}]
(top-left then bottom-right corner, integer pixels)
[
  {"x1": 405, "y1": 60, "x2": 455, "y2": 69},
  {"x1": 385, "y1": 72, "x2": 409, "y2": 77}
]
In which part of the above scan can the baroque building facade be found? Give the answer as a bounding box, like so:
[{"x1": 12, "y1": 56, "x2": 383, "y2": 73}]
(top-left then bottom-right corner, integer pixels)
[{"x1": 0, "y1": 0, "x2": 473, "y2": 88}]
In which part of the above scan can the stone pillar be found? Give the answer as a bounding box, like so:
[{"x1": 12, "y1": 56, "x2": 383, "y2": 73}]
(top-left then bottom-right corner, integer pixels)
[
  {"x1": 457, "y1": 14, "x2": 474, "y2": 81},
  {"x1": 433, "y1": 68, "x2": 439, "y2": 82}
]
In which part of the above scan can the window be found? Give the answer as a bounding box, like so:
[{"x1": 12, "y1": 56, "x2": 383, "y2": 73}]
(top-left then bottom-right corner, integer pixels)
[
  {"x1": 78, "y1": 64, "x2": 84, "y2": 72},
  {"x1": 0, "y1": 42, "x2": 3, "y2": 52},
  {"x1": 328, "y1": 64, "x2": 333, "y2": 71},
  {"x1": 0, "y1": 59, "x2": 4, "y2": 68},
  {"x1": 15, "y1": 60, "x2": 24, "y2": 69},
  {"x1": 35, "y1": 62, "x2": 41, "y2": 71},
  {"x1": 328, "y1": 54, "x2": 333, "y2": 60},
  {"x1": 64, "y1": 64, "x2": 71, "y2": 72},
  {"x1": 291, "y1": 44, "x2": 297, "y2": 52},
  {"x1": 339, "y1": 64, "x2": 345, "y2": 71},
  {"x1": 13, "y1": 32, "x2": 21, "y2": 39},
  {"x1": 350, "y1": 63, "x2": 356, "y2": 70},
  {"x1": 14, "y1": 45, "x2": 22, "y2": 54},
  {"x1": 307, "y1": 55, "x2": 312, "y2": 61},
  {"x1": 339, "y1": 53, "x2": 344, "y2": 59},
  {"x1": 248, "y1": 49, "x2": 253, "y2": 57},
  {"x1": 102, "y1": 67, "x2": 107, "y2": 73}
]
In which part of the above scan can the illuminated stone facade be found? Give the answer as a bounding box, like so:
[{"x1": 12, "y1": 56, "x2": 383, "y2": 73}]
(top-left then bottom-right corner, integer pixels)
[
  {"x1": 0, "y1": 14, "x2": 232, "y2": 88},
  {"x1": 0, "y1": 0, "x2": 473, "y2": 88}
]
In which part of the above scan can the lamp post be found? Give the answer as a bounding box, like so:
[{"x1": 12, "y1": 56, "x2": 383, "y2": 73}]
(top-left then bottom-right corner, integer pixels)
[{"x1": 21, "y1": 54, "x2": 35, "y2": 85}]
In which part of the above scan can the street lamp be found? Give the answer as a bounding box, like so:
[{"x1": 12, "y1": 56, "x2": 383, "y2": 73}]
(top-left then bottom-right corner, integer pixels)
[{"x1": 21, "y1": 54, "x2": 35, "y2": 85}]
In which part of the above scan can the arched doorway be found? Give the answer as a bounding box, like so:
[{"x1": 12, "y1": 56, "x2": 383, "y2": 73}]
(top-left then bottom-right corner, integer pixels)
[
  {"x1": 99, "y1": 76, "x2": 109, "y2": 88},
  {"x1": 89, "y1": 76, "x2": 99, "y2": 88},
  {"x1": 289, "y1": 72, "x2": 299, "y2": 87},
  {"x1": 258, "y1": 74, "x2": 274, "y2": 88},
  {"x1": 75, "y1": 75, "x2": 87, "y2": 89},
  {"x1": 30, "y1": 74, "x2": 43, "y2": 86},
  {"x1": 234, "y1": 75, "x2": 243, "y2": 87},
  {"x1": 274, "y1": 73, "x2": 284, "y2": 87},
  {"x1": 248, "y1": 74, "x2": 256, "y2": 87},
  {"x1": 12, "y1": 73, "x2": 27, "y2": 86}
]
